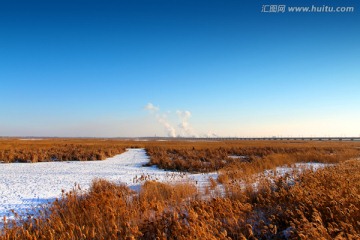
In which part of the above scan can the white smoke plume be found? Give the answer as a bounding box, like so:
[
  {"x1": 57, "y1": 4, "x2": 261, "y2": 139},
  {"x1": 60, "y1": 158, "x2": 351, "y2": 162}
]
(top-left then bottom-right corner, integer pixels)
[
  {"x1": 204, "y1": 132, "x2": 218, "y2": 138},
  {"x1": 144, "y1": 103, "x2": 159, "y2": 112},
  {"x1": 176, "y1": 110, "x2": 196, "y2": 137},
  {"x1": 145, "y1": 103, "x2": 177, "y2": 137},
  {"x1": 145, "y1": 103, "x2": 203, "y2": 138},
  {"x1": 157, "y1": 115, "x2": 177, "y2": 137}
]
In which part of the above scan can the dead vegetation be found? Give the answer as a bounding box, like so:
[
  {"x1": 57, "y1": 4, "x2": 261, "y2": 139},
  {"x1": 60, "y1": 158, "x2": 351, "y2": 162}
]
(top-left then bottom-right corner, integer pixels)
[
  {"x1": 1, "y1": 139, "x2": 359, "y2": 169},
  {"x1": 1, "y1": 139, "x2": 360, "y2": 239},
  {"x1": 1, "y1": 160, "x2": 359, "y2": 239},
  {"x1": 0, "y1": 139, "x2": 134, "y2": 163},
  {"x1": 145, "y1": 141, "x2": 360, "y2": 175}
]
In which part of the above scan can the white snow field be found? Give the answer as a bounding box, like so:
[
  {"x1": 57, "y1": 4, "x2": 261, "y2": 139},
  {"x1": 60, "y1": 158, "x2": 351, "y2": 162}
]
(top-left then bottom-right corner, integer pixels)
[
  {"x1": 0, "y1": 148, "x2": 331, "y2": 221},
  {"x1": 0, "y1": 148, "x2": 217, "y2": 219}
]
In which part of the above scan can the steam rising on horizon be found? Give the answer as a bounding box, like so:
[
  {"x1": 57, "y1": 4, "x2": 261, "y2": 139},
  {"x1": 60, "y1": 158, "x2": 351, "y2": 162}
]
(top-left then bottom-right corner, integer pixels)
[{"x1": 145, "y1": 103, "x2": 198, "y2": 138}]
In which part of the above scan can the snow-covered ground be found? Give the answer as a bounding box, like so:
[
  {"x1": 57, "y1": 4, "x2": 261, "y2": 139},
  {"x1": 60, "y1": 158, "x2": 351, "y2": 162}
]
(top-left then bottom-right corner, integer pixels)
[
  {"x1": 263, "y1": 162, "x2": 333, "y2": 177},
  {"x1": 0, "y1": 148, "x2": 217, "y2": 219},
  {"x1": 0, "y1": 148, "x2": 332, "y2": 220}
]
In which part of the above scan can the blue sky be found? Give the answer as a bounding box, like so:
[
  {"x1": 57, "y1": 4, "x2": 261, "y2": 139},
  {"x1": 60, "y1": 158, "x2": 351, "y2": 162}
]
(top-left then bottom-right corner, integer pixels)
[{"x1": 1, "y1": 0, "x2": 359, "y2": 137}]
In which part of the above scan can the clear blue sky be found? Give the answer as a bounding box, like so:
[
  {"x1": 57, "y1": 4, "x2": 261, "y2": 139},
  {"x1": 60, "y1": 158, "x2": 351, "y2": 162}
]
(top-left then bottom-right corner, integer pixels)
[{"x1": 1, "y1": 0, "x2": 359, "y2": 137}]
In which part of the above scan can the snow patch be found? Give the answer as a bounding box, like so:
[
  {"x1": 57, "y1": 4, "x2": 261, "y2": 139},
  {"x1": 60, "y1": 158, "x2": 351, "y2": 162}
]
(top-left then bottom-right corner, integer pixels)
[
  {"x1": 0, "y1": 148, "x2": 217, "y2": 220},
  {"x1": 228, "y1": 155, "x2": 248, "y2": 159}
]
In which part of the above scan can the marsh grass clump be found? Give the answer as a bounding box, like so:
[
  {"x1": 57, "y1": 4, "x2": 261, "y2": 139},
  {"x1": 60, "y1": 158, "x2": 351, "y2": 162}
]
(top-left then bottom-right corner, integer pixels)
[
  {"x1": 1, "y1": 140, "x2": 360, "y2": 239},
  {"x1": 0, "y1": 139, "x2": 132, "y2": 163},
  {"x1": 1, "y1": 160, "x2": 359, "y2": 239},
  {"x1": 145, "y1": 141, "x2": 360, "y2": 173}
]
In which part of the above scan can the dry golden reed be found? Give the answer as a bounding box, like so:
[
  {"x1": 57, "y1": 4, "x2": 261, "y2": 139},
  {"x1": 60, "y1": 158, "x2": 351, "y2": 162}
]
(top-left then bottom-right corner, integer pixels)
[
  {"x1": 1, "y1": 161, "x2": 359, "y2": 239},
  {"x1": 1, "y1": 139, "x2": 359, "y2": 239}
]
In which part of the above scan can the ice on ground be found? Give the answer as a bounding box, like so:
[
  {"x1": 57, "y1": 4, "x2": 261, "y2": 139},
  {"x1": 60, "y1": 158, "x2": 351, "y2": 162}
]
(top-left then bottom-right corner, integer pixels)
[
  {"x1": 0, "y1": 148, "x2": 334, "y2": 221},
  {"x1": 263, "y1": 162, "x2": 334, "y2": 178},
  {"x1": 0, "y1": 148, "x2": 217, "y2": 219},
  {"x1": 247, "y1": 162, "x2": 333, "y2": 191},
  {"x1": 228, "y1": 155, "x2": 248, "y2": 159}
]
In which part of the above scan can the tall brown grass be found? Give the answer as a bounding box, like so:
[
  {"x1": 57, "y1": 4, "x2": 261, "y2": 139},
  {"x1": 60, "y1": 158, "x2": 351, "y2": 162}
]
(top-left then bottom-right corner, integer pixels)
[
  {"x1": 1, "y1": 138, "x2": 359, "y2": 168},
  {"x1": 1, "y1": 139, "x2": 360, "y2": 239},
  {"x1": 146, "y1": 141, "x2": 360, "y2": 173},
  {"x1": 0, "y1": 139, "x2": 135, "y2": 163},
  {"x1": 1, "y1": 160, "x2": 359, "y2": 239}
]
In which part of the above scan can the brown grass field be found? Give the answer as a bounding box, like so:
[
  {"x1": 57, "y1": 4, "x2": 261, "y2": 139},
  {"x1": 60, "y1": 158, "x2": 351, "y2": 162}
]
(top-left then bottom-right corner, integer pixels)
[
  {"x1": 0, "y1": 139, "x2": 133, "y2": 162},
  {"x1": 0, "y1": 138, "x2": 360, "y2": 239}
]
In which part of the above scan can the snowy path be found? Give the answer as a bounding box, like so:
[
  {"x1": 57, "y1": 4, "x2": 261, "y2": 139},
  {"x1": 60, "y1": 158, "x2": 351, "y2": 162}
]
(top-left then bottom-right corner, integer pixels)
[
  {"x1": 0, "y1": 148, "x2": 217, "y2": 219},
  {"x1": 0, "y1": 148, "x2": 332, "y2": 220}
]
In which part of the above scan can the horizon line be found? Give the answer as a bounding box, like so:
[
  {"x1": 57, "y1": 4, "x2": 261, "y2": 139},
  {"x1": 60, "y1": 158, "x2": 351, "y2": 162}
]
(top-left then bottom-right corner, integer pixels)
[{"x1": 1, "y1": 136, "x2": 360, "y2": 141}]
